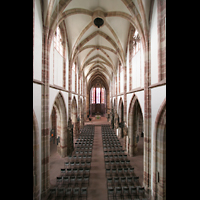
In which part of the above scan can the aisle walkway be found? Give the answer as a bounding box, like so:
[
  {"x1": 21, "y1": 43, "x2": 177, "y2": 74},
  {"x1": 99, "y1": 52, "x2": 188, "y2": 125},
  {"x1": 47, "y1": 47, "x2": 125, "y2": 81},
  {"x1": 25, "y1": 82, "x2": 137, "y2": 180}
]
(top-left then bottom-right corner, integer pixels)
[{"x1": 87, "y1": 126, "x2": 107, "y2": 200}]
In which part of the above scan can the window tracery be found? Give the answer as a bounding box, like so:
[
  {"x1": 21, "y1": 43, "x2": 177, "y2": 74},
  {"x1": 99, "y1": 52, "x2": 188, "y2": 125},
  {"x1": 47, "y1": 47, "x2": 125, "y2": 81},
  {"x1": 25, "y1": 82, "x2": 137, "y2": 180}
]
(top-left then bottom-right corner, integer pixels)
[
  {"x1": 54, "y1": 26, "x2": 63, "y2": 56},
  {"x1": 132, "y1": 29, "x2": 140, "y2": 55}
]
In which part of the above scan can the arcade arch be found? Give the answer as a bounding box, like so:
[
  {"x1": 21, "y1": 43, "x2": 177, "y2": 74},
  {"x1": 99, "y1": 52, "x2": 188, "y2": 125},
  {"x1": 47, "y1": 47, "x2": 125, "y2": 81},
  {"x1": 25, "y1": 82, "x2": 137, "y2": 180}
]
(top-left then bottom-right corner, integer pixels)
[
  {"x1": 50, "y1": 92, "x2": 68, "y2": 158},
  {"x1": 128, "y1": 94, "x2": 144, "y2": 156}
]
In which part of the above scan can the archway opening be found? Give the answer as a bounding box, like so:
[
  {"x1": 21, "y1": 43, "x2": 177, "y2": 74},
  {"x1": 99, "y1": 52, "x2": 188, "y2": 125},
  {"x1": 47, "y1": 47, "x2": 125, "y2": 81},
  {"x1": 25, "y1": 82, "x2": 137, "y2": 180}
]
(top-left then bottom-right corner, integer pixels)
[
  {"x1": 50, "y1": 93, "x2": 68, "y2": 158},
  {"x1": 128, "y1": 96, "x2": 144, "y2": 187},
  {"x1": 72, "y1": 96, "x2": 79, "y2": 140},
  {"x1": 128, "y1": 97, "x2": 144, "y2": 156},
  {"x1": 153, "y1": 102, "x2": 166, "y2": 200},
  {"x1": 118, "y1": 98, "x2": 124, "y2": 138},
  {"x1": 50, "y1": 105, "x2": 60, "y2": 156}
]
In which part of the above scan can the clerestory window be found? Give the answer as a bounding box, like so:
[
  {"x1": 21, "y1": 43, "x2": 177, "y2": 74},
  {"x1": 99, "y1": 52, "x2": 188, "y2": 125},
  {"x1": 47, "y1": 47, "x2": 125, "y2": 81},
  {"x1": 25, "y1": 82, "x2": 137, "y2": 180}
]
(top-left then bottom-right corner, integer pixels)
[{"x1": 54, "y1": 26, "x2": 63, "y2": 56}]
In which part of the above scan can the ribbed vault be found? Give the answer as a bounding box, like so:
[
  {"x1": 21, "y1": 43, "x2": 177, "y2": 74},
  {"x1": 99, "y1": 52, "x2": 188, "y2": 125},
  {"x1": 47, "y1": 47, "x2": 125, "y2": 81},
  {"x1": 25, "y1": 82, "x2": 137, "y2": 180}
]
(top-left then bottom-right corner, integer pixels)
[{"x1": 44, "y1": 0, "x2": 148, "y2": 107}]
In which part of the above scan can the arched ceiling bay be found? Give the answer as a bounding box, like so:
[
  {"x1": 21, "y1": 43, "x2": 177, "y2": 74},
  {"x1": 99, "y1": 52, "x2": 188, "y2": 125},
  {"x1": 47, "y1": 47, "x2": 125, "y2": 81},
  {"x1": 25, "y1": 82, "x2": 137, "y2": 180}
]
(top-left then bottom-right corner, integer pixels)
[{"x1": 45, "y1": 0, "x2": 147, "y2": 89}]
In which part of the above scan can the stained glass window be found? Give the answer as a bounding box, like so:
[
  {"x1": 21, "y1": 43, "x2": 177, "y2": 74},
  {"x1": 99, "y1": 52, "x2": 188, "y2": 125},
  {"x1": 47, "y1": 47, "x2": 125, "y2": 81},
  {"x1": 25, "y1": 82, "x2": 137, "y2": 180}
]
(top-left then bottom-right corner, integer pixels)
[
  {"x1": 101, "y1": 88, "x2": 105, "y2": 103},
  {"x1": 91, "y1": 87, "x2": 95, "y2": 104},
  {"x1": 96, "y1": 88, "x2": 100, "y2": 104}
]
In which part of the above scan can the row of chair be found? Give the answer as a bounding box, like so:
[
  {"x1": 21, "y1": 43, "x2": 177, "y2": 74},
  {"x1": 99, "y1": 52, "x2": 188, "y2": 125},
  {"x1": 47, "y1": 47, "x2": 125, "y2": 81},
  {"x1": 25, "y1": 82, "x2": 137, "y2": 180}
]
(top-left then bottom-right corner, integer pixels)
[
  {"x1": 73, "y1": 151, "x2": 92, "y2": 156},
  {"x1": 107, "y1": 165, "x2": 133, "y2": 172},
  {"x1": 102, "y1": 135, "x2": 119, "y2": 139},
  {"x1": 78, "y1": 133, "x2": 94, "y2": 137},
  {"x1": 107, "y1": 186, "x2": 146, "y2": 200},
  {"x1": 102, "y1": 133, "x2": 116, "y2": 137},
  {"x1": 105, "y1": 160, "x2": 131, "y2": 168},
  {"x1": 74, "y1": 149, "x2": 92, "y2": 153},
  {"x1": 103, "y1": 147, "x2": 123, "y2": 151},
  {"x1": 66, "y1": 156, "x2": 91, "y2": 163},
  {"x1": 104, "y1": 150, "x2": 125, "y2": 155},
  {"x1": 64, "y1": 161, "x2": 91, "y2": 169},
  {"x1": 75, "y1": 138, "x2": 94, "y2": 141},
  {"x1": 104, "y1": 154, "x2": 128, "y2": 160},
  {"x1": 56, "y1": 175, "x2": 90, "y2": 187},
  {"x1": 102, "y1": 130, "x2": 115, "y2": 135},
  {"x1": 103, "y1": 144, "x2": 122, "y2": 149},
  {"x1": 61, "y1": 167, "x2": 90, "y2": 176},
  {"x1": 74, "y1": 146, "x2": 93, "y2": 151},
  {"x1": 76, "y1": 138, "x2": 94, "y2": 141},
  {"x1": 74, "y1": 143, "x2": 93, "y2": 149},
  {"x1": 103, "y1": 140, "x2": 121, "y2": 143},
  {"x1": 107, "y1": 176, "x2": 139, "y2": 187},
  {"x1": 105, "y1": 167, "x2": 135, "y2": 176},
  {"x1": 48, "y1": 187, "x2": 87, "y2": 200},
  {"x1": 78, "y1": 134, "x2": 94, "y2": 137},
  {"x1": 75, "y1": 140, "x2": 93, "y2": 143}
]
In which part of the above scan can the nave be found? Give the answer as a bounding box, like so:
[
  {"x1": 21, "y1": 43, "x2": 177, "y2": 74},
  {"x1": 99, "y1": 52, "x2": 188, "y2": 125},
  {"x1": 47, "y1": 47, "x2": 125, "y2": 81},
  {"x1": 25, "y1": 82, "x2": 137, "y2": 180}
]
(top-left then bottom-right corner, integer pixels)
[{"x1": 47, "y1": 118, "x2": 147, "y2": 200}]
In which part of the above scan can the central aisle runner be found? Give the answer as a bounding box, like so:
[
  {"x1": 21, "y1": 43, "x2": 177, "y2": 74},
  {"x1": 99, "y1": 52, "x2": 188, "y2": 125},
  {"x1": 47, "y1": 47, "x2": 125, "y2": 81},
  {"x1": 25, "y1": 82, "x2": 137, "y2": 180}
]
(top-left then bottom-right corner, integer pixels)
[{"x1": 87, "y1": 126, "x2": 108, "y2": 200}]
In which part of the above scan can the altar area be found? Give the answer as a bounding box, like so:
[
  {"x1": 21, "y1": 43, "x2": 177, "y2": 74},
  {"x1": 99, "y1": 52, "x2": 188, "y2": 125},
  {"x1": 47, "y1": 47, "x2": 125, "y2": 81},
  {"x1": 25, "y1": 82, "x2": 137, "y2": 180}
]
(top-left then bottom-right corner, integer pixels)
[{"x1": 95, "y1": 115, "x2": 101, "y2": 119}]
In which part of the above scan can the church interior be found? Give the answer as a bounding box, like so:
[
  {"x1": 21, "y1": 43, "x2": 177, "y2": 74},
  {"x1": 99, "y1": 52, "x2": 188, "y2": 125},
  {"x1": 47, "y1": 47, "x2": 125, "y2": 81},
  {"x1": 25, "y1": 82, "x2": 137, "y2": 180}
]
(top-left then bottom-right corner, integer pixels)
[{"x1": 33, "y1": 0, "x2": 166, "y2": 199}]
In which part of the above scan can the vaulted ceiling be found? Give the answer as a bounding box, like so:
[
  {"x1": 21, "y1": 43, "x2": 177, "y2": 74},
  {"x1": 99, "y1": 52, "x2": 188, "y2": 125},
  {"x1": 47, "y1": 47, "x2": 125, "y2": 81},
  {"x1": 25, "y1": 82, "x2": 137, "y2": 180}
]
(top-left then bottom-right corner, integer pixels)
[{"x1": 44, "y1": 0, "x2": 150, "y2": 90}]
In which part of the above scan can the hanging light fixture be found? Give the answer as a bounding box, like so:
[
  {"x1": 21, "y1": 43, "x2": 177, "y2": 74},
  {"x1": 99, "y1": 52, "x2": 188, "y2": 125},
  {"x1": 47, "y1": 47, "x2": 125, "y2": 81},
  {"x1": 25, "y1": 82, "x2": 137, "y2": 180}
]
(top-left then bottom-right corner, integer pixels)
[
  {"x1": 92, "y1": 8, "x2": 105, "y2": 28},
  {"x1": 94, "y1": 17, "x2": 104, "y2": 28}
]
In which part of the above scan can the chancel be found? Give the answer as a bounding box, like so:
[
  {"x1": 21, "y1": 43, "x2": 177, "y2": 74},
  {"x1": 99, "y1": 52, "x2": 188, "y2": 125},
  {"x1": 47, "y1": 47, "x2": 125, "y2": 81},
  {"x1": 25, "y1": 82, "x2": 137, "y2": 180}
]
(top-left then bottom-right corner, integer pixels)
[{"x1": 33, "y1": 0, "x2": 166, "y2": 200}]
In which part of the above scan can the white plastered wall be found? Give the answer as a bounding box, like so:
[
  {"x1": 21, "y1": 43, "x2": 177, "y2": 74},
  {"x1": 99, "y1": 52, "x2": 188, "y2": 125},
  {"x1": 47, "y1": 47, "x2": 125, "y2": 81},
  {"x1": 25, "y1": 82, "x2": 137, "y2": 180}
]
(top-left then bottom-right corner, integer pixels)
[
  {"x1": 49, "y1": 41, "x2": 54, "y2": 85},
  {"x1": 120, "y1": 70, "x2": 124, "y2": 93},
  {"x1": 132, "y1": 50, "x2": 141, "y2": 89},
  {"x1": 33, "y1": 0, "x2": 42, "y2": 81},
  {"x1": 54, "y1": 50, "x2": 63, "y2": 87},
  {"x1": 126, "y1": 43, "x2": 130, "y2": 92},
  {"x1": 150, "y1": 0, "x2": 158, "y2": 85}
]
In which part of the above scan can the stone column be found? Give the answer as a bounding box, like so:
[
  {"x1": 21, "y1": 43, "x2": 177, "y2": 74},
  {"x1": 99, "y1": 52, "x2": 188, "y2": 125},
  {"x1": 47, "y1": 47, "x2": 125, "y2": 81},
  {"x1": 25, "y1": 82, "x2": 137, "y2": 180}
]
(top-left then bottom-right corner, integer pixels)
[
  {"x1": 41, "y1": 25, "x2": 50, "y2": 198},
  {"x1": 123, "y1": 122, "x2": 128, "y2": 151},
  {"x1": 114, "y1": 111, "x2": 119, "y2": 135},
  {"x1": 67, "y1": 118, "x2": 74, "y2": 155},
  {"x1": 143, "y1": 35, "x2": 152, "y2": 190}
]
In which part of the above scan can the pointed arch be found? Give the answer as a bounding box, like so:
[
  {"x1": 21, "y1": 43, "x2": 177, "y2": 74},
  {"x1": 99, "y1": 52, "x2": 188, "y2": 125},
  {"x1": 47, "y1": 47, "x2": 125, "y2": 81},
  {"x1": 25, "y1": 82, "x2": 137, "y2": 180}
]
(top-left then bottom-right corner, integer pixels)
[
  {"x1": 71, "y1": 96, "x2": 78, "y2": 123},
  {"x1": 71, "y1": 96, "x2": 79, "y2": 139},
  {"x1": 153, "y1": 98, "x2": 166, "y2": 200},
  {"x1": 128, "y1": 93, "x2": 144, "y2": 156},
  {"x1": 50, "y1": 92, "x2": 68, "y2": 157},
  {"x1": 33, "y1": 109, "x2": 40, "y2": 200}
]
